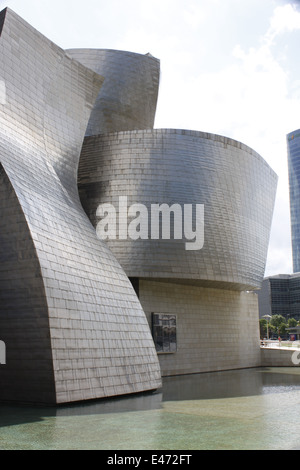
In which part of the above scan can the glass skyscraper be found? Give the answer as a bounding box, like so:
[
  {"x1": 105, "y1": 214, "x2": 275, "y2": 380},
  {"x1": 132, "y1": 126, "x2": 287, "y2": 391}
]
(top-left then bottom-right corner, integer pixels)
[
  {"x1": 287, "y1": 129, "x2": 300, "y2": 273},
  {"x1": 258, "y1": 273, "x2": 300, "y2": 322}
]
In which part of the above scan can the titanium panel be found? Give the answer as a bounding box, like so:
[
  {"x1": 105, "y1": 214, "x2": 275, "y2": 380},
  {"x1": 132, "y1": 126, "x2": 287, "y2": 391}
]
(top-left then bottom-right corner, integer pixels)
[
  {"x1": 79, "y1": 129, "x2": 277, "y2": 291},
  {"x1": 0, "y1": 8, "x2": 161, "y2": 404},
  {"x1": 66, "y1": 48, "x2": 160, "y2": 136},
  {"x1": 0, "y1": 164, "x2": 56, "y2": 403}
]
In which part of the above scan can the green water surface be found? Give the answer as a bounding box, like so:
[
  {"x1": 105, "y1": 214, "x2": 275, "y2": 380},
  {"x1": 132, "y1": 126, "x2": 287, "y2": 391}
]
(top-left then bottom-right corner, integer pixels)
[{"x1": 1, "y1": 367, "x2": 300, "y2": 450}]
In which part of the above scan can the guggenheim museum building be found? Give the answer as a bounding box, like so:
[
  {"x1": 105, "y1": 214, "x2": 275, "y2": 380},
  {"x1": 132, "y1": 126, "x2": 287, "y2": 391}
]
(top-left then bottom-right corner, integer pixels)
[{"x1": 0, "y1": 9, "x2": 277, "y2": 404}]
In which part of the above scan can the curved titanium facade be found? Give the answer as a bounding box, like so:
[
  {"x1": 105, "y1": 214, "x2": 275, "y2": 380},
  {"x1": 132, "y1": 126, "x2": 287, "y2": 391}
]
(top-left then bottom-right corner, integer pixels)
[
  {"x1": 0, "y1": 8, "x2": 161, "y2": 404},
  {"x1": 287, "y1": 129, "x2": 300, "y2": 273},
  {"x1": 66, "y1": 48, "x2": 160, "y2": 136},
  {"x1": 78, "y1": 129, "x2": 277, "y2": 291},
  {"x1": 0, "y1": 8, "x2": 278, "y2": 399}
]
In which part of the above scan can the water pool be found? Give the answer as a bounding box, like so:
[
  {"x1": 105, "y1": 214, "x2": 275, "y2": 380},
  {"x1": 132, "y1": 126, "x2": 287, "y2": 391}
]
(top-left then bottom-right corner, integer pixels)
[{"x1": 1, "y1": 367, "x2": 300, "y2": 450}]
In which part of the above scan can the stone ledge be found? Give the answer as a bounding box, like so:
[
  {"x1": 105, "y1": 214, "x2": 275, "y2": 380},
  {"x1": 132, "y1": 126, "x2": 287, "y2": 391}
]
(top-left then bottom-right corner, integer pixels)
[{"x1": 261, "y1": 346, "x2": 300, "y2": 367}]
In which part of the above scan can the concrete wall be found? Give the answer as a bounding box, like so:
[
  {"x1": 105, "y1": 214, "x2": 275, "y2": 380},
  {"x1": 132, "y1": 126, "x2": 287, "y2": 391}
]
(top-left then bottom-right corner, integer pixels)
[
  {"x1": 139, "y1": 279, "x2": 261, "y2": 376},
  {"x1": 261, "y1": 347, "x2": 300, "y2": 367}
]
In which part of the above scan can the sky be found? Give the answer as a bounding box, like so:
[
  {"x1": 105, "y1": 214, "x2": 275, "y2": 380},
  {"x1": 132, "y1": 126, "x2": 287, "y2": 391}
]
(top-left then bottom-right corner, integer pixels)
[{"x1": 0, "y1": 0, "x2": 300, "y2": 277}]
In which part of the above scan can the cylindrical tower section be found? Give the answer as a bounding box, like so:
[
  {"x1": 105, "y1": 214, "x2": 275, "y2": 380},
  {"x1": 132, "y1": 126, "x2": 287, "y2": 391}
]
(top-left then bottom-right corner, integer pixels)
[
  {"x1": 78, "y1": 129, "x2": 277, "y2": 291},
  {"x1": 66, "y1": 48, "x2": 160, "y2": 136}
]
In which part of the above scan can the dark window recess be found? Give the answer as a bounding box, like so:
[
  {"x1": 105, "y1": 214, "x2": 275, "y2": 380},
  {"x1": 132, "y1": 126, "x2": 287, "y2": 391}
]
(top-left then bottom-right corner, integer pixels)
[
  {"x1": 152, "y1": 313, "x2": 177, "y2": 353},
  {"x1": 129, "y1": 277, "x2": 139, "y2": 297}
]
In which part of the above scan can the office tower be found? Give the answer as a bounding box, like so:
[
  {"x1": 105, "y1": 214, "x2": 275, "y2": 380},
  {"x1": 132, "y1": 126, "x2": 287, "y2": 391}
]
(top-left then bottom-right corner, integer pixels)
[{"x1": 287, "y1": 129, "x2": 300, "y2": 272}]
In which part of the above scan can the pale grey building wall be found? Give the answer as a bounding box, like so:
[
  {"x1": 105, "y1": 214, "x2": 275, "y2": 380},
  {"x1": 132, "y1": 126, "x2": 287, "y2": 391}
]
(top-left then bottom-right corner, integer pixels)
[
  {"x1": 261, "y1": 347, "x2": 300, "y2": 367},
  {"x1": 257, "y1": 278, "x2": 272, "y2": 318},
  {"x1": 139, "y1": 280, "x2": 261, "y2": 376}
]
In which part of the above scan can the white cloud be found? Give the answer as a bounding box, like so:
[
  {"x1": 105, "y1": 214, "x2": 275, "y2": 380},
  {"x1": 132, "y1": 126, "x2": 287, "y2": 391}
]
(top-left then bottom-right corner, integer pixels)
[
  {"x1": 183, "y1": 2, "x2": 206, "y2": 29},
  {"x1": 155, "y1": 3, "x2": 300, "y2": 277},
  {"x1": 265, "y1": 3, "x2": 300, "y2": 45}
]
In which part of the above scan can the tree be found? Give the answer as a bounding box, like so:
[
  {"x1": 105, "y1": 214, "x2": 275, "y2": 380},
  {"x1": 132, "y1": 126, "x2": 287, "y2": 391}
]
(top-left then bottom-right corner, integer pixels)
[
  {"x1": 288, "y1": 318, "x2": 298, "y2": 328},
  {"x1": 278, "y1": 322, "x2": 287, "y2": 336},
  {"x1": 259, "y1": 318, "x2": 267, "y2": 338},
  {"x1": 270, "y1": 315, "x2": 285, "y2": 328},
  {"x1": 259, "y1": 315, "x2": 299, "y2": 339},
  {"x1": 270, "y1": 315, "x2": 285, "y2": 330}
]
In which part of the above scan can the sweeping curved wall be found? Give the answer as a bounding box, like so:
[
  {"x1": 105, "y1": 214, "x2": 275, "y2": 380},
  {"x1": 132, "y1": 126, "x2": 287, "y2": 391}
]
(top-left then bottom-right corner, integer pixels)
[
  {"x1": 0, "y1": 8, "x2": 161, "y2": 405},
  {"x1": 66, "y1": 48, "x2": 160, "y2": 136},
  {"x1": 78, "y1": 129, "x2": 277, "y2": 291},
  {"x1": 0, "y1": 8, "x2": 278, "y2": 401}
]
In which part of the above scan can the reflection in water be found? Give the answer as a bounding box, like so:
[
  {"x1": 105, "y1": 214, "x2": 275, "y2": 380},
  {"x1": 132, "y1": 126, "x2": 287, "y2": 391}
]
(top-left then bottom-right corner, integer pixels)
[
  {"x1": 162, "y1": 367, "x2": 300, "y2": 401},
  {"x1": 1, "y1": 367, "x2": 300, "y2": 450},
  {"x1": 0, "y1": 390, "x2": 163, "y2": 425},
  {"x1": 56, "y1": 391, "x2": 163, "y2": 417}
]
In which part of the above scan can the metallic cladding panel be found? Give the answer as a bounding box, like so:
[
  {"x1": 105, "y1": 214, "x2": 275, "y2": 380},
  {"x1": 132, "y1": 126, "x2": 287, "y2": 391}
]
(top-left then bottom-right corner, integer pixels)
[
  {"x1": 66, "y1": 48, "x2": 160, "y2": 135},
  {"x1": 0, "y1": 164, "x2": 56, "y2": 404},
  {"x1": 287, "y1": 129, "x2": 300, "y2": 273},
  {"x1": 0, "y1": 8, "x2": 161, "y2": 404},
  {"x1": 78, "y1": 129, "x2": 277, "y2": 291}
]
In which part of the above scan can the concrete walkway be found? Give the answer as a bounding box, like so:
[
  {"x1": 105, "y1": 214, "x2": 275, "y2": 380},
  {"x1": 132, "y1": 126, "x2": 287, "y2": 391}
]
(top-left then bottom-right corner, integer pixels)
[{"x1": 261, "y1": 340, "x2": 300, "y2": 350}]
